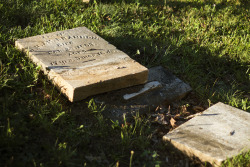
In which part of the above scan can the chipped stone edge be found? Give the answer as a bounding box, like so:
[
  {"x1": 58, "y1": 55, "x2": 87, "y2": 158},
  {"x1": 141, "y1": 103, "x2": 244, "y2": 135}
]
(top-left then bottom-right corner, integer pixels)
[{"x1": 163, "y1": 135, "x2": 223, "y2": 166}]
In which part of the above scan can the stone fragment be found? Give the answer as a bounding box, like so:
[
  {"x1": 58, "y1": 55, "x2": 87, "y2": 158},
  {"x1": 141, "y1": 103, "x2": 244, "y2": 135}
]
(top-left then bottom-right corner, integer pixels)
[
  {"x1": 163, "y1": 102, "x2": 250, "y2": 166},
  {"x1": 15, "y1": 27, "x2": 148, "y2": 102},
  {"x1": 123, "y1": 81, "x2": 162, "y2": 100},
  {"x1": 94, "y1": 66, "x2": 192, "y2": 121}
]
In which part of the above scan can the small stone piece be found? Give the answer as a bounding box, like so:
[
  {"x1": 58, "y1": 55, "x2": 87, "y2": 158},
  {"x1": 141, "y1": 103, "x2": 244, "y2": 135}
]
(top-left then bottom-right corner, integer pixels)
[
  {"x1": 15, "y1": 27, "x2": 148, "y2": 102},
  {"x1": 123, "y1": 81, "x2": 162, "y2": 100},
  {"x1": 163, "y1": 102, "x2": 250, "y2": 166}
]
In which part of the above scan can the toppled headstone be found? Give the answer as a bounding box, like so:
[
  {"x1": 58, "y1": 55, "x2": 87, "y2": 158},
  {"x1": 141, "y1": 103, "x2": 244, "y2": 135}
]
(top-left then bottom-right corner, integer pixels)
[
  {"x1": 95, "y1": 66, "x2": 192, "y2": 121},
  {"x1": 163, "y1": 102, "x2": 250, "y2": 166},
  {"x1": 15, "y1": 27, "x2": 148, "y2": 102}
]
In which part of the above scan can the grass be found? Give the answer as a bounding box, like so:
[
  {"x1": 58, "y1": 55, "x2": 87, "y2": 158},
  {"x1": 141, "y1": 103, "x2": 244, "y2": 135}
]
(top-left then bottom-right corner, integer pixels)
[
  {"x1": 0, "y1": 0, "x2": 249, "y2": 166},
  {"x1": 221, "y1": 151, "x2": 250, "y2": 167}
]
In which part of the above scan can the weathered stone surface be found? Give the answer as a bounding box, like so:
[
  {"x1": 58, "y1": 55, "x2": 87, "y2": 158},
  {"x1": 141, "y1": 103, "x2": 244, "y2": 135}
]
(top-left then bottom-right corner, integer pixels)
[
  {"x1": 163, "y1": 102, "x2": 250, "y2": 166},
  {"x1": 15, "y1": 27, "x2": 148, "y2": 102},
  {"x1": 94, "y1": 66, "x2": 192, "y2": 121}
]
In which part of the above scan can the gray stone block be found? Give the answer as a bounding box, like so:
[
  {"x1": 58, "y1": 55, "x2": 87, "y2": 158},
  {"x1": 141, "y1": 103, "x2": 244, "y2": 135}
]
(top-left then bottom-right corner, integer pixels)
[{"x1": 95, "y1": 66, "x2": 192, "y2": 121}]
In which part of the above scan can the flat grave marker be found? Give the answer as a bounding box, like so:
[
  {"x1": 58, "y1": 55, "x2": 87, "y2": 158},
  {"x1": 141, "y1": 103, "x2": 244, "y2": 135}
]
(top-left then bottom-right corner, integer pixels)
[
  {"x1": 15, "y1": 27, "x2": 148, "y2": 102},
  {"x1": 163, "y1": 102, "x2": 250, "y2": 166},
  {"x1": 93, "y1": 66, "x2": 192, "y2": 122}
]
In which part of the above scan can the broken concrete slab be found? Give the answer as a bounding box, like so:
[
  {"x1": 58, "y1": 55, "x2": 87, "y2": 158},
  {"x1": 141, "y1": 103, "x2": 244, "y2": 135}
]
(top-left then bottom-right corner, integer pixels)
[
  {"x1": 94, "y1": 66, "x2": 192, "y2": 121},
  {"x1": 147, "y1": 66, "x2": 192, "y2": 102},
  {"x1": 163, "y1": 102, "x2": 250, "y2": 166},
  {"x1": 15, "y1": 27, "x2": 148, "y2": 102}
]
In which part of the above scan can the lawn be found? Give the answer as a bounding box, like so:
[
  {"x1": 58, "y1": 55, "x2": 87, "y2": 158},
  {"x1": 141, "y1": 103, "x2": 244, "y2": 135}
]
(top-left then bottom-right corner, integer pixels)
[{"x1": 0, "y1": 0, "x2": 249, "y2": 166}]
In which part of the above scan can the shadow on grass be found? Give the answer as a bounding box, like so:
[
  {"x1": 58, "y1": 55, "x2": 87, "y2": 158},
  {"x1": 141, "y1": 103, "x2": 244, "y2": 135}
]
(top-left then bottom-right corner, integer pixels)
[{"x1": 0, "y1": 1, "x2": 37, "y2": 29}]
